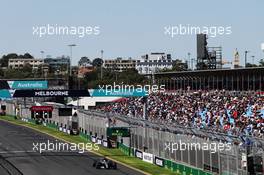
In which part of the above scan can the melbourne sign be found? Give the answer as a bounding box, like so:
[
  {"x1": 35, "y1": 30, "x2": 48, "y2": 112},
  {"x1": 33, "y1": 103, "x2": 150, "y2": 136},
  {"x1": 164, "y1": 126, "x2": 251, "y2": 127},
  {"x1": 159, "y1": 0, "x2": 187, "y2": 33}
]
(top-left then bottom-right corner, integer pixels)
[{"x1": 12, "y1": 90, "x2": 90, "y2": 97}]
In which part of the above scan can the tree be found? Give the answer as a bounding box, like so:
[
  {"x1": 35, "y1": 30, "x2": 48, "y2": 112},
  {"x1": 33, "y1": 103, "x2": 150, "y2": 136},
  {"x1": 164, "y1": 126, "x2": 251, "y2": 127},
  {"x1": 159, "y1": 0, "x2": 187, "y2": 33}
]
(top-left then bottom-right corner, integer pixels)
[
  {"x1": 259, "y1": 59, "x2": 264, "y2": 67},
  {"x1": 118, "y1": 69, "x2": 145, "y2": 84},
  {"x1": 22, "y1": 63, "x2": 33, "y2": 72},
  {"x1": 92, "y1": 58, "x2": 103, "y2": 67},
  {"x1": 0, "y1": 68, "x2": 4, "y2": 77},
  {"x1": 84, "y1": 69, "x2": 98, "y2": 82},
  {"x1": 0, "y1": 53, "x2": 34, "y2": 67},
  {"x1": 18, "y1": 53, "x2": 33, "y2": 58},
  {"x1": 172, "y1": 59, "x2": 188, "y2": 71},
  {"x1": 83, "y1": 68, "x2": 147, "y2": 89},
  {"x1": 22, "y1": 53, "x2": 34, "y2": 58},
  {"x1": 196, "y1": 62, "x2": 207, "y2": 70},
  {"x1": 0, "y1": 53, "x2": 18, "y2": 67},
  {"x1": 246, "y1": 63, "x2": 258, "y2": 67},
  {"x1": 78, "y1": 56, "x2": 91, "y2": 66},
  {"x1": 4, "y1": 63, "x2": 33, "y2": 78}
]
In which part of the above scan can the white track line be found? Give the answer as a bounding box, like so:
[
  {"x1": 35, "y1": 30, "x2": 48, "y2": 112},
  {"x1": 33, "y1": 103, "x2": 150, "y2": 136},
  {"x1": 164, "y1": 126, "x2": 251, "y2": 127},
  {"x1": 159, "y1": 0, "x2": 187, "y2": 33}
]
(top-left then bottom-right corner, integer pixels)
[{"x1": 0, "y1": 150, "x2": 36, "y2": 154}]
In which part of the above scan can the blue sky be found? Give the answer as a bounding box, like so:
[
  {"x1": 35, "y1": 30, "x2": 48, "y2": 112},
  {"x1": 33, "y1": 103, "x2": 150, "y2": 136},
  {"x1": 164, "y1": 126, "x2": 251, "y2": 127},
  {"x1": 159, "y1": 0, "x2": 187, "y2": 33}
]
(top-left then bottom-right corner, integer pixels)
[{"x1": 0, "y1": 0, "x2": 263, "y2": 65}]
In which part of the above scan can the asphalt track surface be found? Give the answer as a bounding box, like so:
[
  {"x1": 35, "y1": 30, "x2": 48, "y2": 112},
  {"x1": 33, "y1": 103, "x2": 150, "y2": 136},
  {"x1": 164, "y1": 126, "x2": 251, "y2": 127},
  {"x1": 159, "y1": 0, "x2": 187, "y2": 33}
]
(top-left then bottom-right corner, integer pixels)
[{"x1": 0, "y1": 120, "x2": 144, "y2": 175}]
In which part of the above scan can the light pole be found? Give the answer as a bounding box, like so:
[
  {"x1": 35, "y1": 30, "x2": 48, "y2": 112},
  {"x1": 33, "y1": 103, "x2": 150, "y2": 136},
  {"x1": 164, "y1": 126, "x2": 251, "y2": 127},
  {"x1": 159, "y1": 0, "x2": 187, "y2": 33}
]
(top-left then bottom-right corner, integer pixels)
[
  {"x1": 68, "y1": 44, "x2": 77, "y2": 76},
  {"x1": 245, "y1": 50, "x2": 250, "y2": 67},
  {"x1": 251, "y1": 55, "x2": 255, "y2": 65},
  {"x1": 40, "y1": 51, "x2": 44, "y2": 78},
  {"x1": 40, "y1": 51, "x2": 44, "y2": 59},
  {"x1": 187, "y1": 52, "x2": 191, "y2": 70},
  {"x1": 100, "y1": 50, "x2": 104, "y2": 80},
  {"x1": 191, "y1": 58, "x2": 196, "y2": 70}
]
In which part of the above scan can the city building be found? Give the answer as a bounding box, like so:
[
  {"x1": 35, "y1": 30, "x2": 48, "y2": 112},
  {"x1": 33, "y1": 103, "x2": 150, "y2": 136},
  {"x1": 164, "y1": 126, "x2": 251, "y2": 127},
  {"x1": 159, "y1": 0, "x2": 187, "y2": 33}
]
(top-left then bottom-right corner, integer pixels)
[
  {"x1": 77, "y1": 56, "x2": 94, "y2": 78},
  {"x1": 196, "y1": 34, "x2": 222, "y2": 70},
  {"x1": 78, "y1": 57, "x2": 91, "y2": 67},
  {"x1": 103, "y1": 57, "x2": 136, "y2": 72},
  {"x1": 233, "y1": 48, "x2": 240, "y2": 68},
  {"x1": 44, "y1": 55, "x2": 70, "y2": 73},
  {"x1": 154, "y1": 67, "x2": 264, "y2": 91},
  {"x1": 8, "y1": 58, "x2": 44, "y2": 69},
  {"x1": 78, "y1": 63, "x2": 94, "y2": 78},
  {"x1": 135, "y1": 52, "x2": 173, "y2": 74}
]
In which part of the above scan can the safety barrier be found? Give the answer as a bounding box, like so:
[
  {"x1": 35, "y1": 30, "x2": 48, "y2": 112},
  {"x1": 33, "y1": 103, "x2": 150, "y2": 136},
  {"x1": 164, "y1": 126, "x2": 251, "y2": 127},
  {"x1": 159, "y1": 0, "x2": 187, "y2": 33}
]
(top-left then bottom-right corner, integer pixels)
[
  {"x1": 79, "y1": 132, "x2": 91, "y2": 142},
  {"x1": 4, "y1": 101, "x2": 261, "y2": 175},
  {"x1": 118, "y1": 142, "x2": 212, "y2": 175}
]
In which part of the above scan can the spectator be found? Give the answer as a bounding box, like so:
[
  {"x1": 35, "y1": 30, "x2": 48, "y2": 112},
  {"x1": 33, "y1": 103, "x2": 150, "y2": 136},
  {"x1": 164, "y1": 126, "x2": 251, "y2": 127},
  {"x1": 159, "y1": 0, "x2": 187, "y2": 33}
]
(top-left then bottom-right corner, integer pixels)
[{"x1": 96, "y1": 90, "x2": 264, "y2": 138}]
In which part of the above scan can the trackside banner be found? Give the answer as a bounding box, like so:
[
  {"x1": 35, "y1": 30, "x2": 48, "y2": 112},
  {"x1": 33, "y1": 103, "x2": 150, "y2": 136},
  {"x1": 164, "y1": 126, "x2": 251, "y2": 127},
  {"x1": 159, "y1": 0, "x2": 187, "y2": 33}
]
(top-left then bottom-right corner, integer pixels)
[
  {"x1": 0, "y1": 80, "x2": 48, "y2": 89},
  {"x1": 0, "y1": 90, "x2": 90, "y2": 98},
  {"x1": 0, "y1": 90, "x2": 12, "y2": 98},
  {"x1": 154, "y1": 156, "x2": 164, "y2": 167},
  {"x1": 89, "y1": 89, "x2": 147, "y2": 97},
  {"x1": 91, "y1": 136, "x2": 96, "y2": 143},
  {"x1": 13, "y1": 90, "x2": 91, "y2": 97},
  {"x1": 135, "y1": 150, "x2": 143, "y2": 159},
  {"x1": 142, "y1": 152, "x2": 154, "y2": 164},
  {"x1": 97, "y1": 139, "x2": 102, "y2": 145},
  {"x1": 102, "y1": 140, "x2": 108, "y2": 148},
  {"x1": 8, "y1": 81, "x2": 48, "y2": 89},
  {"x1": 30, "y1": 106, "x2": 53, "y2": 112}
]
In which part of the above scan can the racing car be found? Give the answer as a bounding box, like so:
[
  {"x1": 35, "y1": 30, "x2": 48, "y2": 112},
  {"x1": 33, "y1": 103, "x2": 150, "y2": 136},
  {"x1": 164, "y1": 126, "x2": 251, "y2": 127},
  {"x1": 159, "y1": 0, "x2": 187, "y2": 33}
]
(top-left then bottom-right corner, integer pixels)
[{"x1": 92, "y1": 158, "x2": 117, "y2": 169}]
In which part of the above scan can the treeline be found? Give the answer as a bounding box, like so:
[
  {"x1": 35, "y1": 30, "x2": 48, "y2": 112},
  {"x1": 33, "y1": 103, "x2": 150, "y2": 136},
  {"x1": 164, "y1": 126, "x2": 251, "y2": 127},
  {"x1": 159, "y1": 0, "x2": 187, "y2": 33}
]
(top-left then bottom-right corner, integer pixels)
[
  {"x1": 82, "y1": 68, "x2": 147, "y2": 89},
  {"x1": 0, "y1": 53, "x2": 34, "y2": 67}
]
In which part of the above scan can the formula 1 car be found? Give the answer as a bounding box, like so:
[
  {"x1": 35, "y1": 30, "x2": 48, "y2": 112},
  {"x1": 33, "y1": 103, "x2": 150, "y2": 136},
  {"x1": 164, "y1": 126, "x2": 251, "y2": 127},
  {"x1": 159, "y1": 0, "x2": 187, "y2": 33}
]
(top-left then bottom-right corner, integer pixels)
[{"x1": 92, "y1": 158, "x2": 117, "y2": 169}]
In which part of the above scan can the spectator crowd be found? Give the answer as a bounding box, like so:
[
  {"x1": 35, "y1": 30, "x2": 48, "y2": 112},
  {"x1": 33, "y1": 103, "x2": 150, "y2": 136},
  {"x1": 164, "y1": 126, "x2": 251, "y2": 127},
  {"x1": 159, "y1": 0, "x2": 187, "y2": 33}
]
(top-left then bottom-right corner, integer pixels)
[{"x1": 97, "y1": 90, "x2": 264, "y2": 139}]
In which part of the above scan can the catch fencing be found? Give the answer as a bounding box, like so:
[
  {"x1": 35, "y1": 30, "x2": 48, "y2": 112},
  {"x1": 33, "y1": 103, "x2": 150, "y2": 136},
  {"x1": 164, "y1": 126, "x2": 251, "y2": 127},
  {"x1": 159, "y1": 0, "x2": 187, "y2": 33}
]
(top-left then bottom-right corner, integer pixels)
[{"x1": 4, "y1": 101, "x2": 263, "y2": 175}]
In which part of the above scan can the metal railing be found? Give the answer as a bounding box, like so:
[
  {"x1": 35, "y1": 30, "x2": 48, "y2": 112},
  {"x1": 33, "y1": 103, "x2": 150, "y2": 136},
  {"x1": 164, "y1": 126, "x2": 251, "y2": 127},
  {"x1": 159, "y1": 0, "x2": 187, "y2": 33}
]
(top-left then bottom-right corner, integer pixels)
[{"x1": 4, "y1": 101, "x2": 264, "y2": 175}]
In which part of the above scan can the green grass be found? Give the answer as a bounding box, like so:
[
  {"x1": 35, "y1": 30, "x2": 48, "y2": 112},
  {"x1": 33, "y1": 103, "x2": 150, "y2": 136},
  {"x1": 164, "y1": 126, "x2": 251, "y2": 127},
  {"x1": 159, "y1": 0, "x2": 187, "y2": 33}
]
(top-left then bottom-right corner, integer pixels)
[{"x1": 0, "y1": 115, "x2": 177, "y2": 175}]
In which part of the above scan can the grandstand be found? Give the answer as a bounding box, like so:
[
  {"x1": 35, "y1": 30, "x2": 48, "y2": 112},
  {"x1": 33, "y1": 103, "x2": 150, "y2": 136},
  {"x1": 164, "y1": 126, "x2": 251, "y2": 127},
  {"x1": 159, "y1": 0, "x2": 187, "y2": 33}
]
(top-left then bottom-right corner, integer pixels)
[
  {"x1": 96, "y1": 90, "x2": 264, "y2": 139},
  {"x1": 94, "y1": 67, "x2": 264, "y2": 174},
  {"x1": 152, "y1": 67, "x2": 264, "y2": 91}
]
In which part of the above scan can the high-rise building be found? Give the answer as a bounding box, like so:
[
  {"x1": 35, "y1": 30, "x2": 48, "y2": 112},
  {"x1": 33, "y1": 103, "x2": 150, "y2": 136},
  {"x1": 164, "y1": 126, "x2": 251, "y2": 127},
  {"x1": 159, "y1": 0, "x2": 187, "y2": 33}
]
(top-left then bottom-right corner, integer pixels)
[
  {"x1": 8, "y1": 58, "x2": 44, "y2": 69},
  {"x1": 233, "y1": 48, "x2": 240, "y2": 68},
  {"x1": 44, "y1": 56, "x2": 70, "y2": 71},
  {"x1": 196, "y1": 34, "x2": 222, "y2": 70},
  {"x1": 104, "y1": 57, "x2": 136, "y2": 72},
  {"x1": 136, "y1": 52, "x2": 173, "y2": 74}
]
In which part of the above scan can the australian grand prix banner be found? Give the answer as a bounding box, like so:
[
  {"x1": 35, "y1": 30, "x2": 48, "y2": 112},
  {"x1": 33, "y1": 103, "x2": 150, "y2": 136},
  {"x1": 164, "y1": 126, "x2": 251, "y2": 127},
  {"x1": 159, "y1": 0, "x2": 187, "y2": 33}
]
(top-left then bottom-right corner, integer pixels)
[
  {"x1": 89, "y1": 89, "x2": 147, "y2": 97},
  {"x1": 0, "y1": 90, "x2": 12, "y2": 98},
  {"x1": 0, "y1": 89, "x2": 90, "y2": 98},
  {"x1": 13, "y1": 90, "x2": 90, "y2": 97},
  {"x1": 0, "y1": 80, "x2": 48, "y2": 89}
]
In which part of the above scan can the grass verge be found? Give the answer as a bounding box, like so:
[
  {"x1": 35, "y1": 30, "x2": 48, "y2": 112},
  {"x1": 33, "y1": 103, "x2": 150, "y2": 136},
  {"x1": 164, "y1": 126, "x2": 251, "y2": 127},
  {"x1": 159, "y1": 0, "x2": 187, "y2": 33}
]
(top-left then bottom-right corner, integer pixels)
[{"x1": 0, "y1": 115, "x2": 176, "y2": 175}]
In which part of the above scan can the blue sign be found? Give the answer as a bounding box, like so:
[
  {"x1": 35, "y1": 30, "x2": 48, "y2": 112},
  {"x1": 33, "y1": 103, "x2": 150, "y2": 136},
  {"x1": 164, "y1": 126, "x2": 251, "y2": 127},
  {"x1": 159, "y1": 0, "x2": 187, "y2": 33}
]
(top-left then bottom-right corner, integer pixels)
[
  {"x1": 89, "y1": 89, "x2": 147, "y2": 97},
  {"x1": 7, "y1": 81, "x2": 48, "y2": 89},
  {"x1": 0, "y1": 90, "x2": 12, "y2": 98}
]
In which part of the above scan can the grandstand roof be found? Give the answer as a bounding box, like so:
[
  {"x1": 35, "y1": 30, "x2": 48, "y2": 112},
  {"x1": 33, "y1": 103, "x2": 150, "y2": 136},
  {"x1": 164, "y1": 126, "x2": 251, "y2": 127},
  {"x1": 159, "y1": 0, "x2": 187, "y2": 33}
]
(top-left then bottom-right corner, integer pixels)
[{"x1": 153, "y1": 67, "x2": 264, "y2": 76}]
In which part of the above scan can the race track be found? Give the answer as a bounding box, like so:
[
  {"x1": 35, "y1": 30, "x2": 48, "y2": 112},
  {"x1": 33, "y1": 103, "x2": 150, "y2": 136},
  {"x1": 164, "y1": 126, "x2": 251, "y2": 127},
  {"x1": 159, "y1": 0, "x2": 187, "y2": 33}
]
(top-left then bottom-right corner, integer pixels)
[{"x1": 0, "y1": 120, "x2": 144, "y2": 175}]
